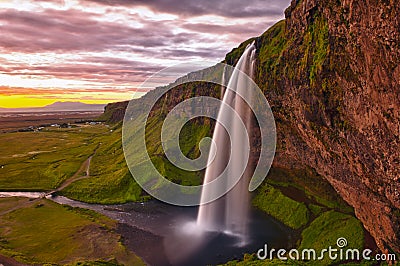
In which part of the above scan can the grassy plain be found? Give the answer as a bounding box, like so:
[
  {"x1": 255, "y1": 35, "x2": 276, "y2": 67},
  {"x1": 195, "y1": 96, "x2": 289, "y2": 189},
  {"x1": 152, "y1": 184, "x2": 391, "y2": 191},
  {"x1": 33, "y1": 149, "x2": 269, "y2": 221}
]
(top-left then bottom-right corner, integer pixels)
[
  {"x1": 0, "y1": 122, "x2": 145, "y2": 204},
  {"x1": 59, "y1": 125, "x2": 145, "y2": 204},
  {"x1": 0, "y1": 125, "x2": 107, "y2": 190},
  {"x1": 0, "y1": 197, "x2": 144, "y2": 265}
]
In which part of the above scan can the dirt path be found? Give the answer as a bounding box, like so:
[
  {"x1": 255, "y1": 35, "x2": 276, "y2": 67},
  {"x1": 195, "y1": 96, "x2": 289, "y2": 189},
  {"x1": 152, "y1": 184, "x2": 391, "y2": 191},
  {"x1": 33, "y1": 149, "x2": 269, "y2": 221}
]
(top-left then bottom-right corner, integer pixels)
[
  {"x1": 0, "y1": 152, "x2": 95, "y2": 216},
  {"x1": 51, "y1": 155, "x2": 92, "y2": 193},
  {"x1": 46, "y1": 144, "x2": 100, "y2": 196},
  {"x1": 0, "y1": 146, "x2": 101, "y2": 263},
  {"x1": 0, "y1": 198, "x2": 37, "y2": 216},
  {"x1": 0, "y1": 254, "x2": 29, "y2": 266}
]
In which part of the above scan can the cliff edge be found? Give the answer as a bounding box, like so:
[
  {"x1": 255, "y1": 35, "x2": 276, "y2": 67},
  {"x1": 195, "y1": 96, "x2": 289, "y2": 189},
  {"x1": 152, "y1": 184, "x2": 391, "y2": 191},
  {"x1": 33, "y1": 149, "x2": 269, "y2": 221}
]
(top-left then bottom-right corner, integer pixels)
[
  {"x1": 101, "y1": 0, "x2": 400, "y2": 254},
  {"x1": 257, "y1": 0, "x2": 399, "y2": 254}
]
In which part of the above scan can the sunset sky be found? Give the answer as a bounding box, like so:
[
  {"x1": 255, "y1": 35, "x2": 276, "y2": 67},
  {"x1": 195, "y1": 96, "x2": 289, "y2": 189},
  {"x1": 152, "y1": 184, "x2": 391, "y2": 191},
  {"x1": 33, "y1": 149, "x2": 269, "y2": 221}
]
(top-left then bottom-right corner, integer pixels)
[{"x1": 0, "y1": 0, "x2": 290, "y2": 108}]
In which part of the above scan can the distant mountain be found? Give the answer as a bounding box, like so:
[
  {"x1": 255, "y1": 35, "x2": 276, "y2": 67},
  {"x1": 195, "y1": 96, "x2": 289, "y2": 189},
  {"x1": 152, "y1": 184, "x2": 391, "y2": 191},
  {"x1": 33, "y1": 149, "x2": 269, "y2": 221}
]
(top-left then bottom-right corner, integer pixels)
[
  {"x1": 0, "y1": 101, "x2": 106, "y2": 113},
  {"x1": 42, "y1": 101, "x2": 106, "y2": 111}
]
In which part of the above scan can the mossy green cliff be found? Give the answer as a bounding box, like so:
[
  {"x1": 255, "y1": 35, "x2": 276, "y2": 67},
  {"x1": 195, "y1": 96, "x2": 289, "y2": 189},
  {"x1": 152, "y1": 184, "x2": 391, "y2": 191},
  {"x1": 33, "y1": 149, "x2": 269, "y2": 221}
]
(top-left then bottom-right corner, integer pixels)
[{"x1": 83, "y1": 0, "x2": 400, "y2": 257}]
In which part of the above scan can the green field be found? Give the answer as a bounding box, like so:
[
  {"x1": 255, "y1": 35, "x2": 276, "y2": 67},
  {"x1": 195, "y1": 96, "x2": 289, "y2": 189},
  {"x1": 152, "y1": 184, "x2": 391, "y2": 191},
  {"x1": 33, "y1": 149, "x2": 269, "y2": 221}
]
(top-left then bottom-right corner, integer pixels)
[
  {"x1": 59, "y1": 125, "x2": 145, "y2": 204},
  {"x1": 59, "y1": 112, "x2": 214, "y2": 204},
  {"x1": 0, "y1": 197, "x2": 144, "y2": 265},
  {"x1": 0, "y1": 124, "x2": 149, "y2": 264},
  {"x1": 0, "y1": 125, "x2": 108, "y2": 190},
  {"x1": 0, "y1": 123, "x2": 148, "y2": 204}
]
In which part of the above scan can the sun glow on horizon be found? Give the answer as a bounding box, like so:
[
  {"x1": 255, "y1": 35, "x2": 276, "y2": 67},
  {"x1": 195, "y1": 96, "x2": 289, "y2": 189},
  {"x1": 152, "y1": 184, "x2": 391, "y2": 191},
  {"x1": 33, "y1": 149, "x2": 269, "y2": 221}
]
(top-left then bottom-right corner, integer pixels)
[
  {"x1": 0, "y1": 90, "x2": 145, "y2": 108},
  {"x1": 0, "y1": 96, "x2": 126, "y2": 108},
  {"x1": 0, "y1": 0, "x2": 288, "y2": 108}
]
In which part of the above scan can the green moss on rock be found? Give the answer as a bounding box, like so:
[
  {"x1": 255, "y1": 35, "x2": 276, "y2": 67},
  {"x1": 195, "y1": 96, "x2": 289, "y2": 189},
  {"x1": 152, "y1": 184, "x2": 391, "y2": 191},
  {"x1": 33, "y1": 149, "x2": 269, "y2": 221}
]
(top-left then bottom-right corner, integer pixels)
[{"x1": 253, "y1": 184, "x2": 310, "y2": 229}]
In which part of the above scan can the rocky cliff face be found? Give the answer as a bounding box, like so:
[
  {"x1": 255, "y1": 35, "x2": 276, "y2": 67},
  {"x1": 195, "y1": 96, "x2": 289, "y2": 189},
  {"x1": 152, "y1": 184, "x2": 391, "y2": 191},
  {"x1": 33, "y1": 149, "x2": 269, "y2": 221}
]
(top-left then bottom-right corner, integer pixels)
[
  {"x1": 256, "y1": 0, "x2": 399, "y2": 254},
  {"x1": 101, "y1": 0, "x2": 399, "y2": 254},
  {"x1": 99, "y1": 101, "x2": 128, "y2": 123}
]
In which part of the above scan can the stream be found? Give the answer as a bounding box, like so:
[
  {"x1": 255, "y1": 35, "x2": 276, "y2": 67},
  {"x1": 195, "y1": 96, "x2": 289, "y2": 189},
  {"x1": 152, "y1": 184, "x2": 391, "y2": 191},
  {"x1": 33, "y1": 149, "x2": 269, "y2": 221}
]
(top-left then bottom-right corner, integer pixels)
[{"x1": 0, "y1": 192, "x2": 295, "y2": 266}]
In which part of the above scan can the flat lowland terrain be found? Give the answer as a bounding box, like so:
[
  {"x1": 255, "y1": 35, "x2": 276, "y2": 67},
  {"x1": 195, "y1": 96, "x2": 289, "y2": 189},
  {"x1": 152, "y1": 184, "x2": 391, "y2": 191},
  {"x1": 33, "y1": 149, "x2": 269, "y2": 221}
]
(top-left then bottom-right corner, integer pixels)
[
  {"x1": 0, "y1": 114, "x2": 144, "y2": 201},
  {"x1": 0, "y1": 124, "x2": 108, "y2": 190},
  {"x1": 0, "y1": 197, "x2": 144, "y2": 265},
  {"x1": 0, "y1": 111, "x2": 102, "y2": 132},
  {"x1": 0, "y1": 115, "x2": 147, "y2": 265}
]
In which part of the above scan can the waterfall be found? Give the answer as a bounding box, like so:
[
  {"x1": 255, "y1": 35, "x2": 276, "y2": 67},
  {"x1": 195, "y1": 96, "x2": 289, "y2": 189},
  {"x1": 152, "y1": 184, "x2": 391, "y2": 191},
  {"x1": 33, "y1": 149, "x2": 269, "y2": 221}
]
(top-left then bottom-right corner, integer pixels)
[{"x1": 197, "y1": 43, "x2": 257, "y2": 245}]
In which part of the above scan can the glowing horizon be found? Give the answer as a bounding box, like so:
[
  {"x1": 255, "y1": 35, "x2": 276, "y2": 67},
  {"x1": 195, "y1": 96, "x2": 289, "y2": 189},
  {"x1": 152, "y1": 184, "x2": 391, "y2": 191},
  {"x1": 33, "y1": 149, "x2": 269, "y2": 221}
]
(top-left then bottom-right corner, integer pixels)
[
  {"x1": 0, "y1": 0, "x2": 289, "y2": 108},
  {"x1": 0, "y1": 86, "x2": 147, "y2": 108},
  {"x1": 0, "y1": 96, "x2": 131, "y2": 109}
]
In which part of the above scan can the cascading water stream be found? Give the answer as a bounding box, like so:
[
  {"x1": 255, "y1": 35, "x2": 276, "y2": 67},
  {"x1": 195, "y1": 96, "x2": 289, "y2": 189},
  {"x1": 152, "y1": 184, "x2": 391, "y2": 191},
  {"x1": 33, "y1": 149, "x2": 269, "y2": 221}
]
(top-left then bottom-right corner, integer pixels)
[{"x1": 197, "y1": 43, "x2": 257, "y2": 245}]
